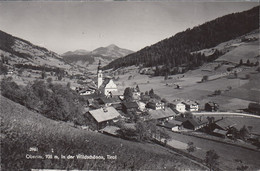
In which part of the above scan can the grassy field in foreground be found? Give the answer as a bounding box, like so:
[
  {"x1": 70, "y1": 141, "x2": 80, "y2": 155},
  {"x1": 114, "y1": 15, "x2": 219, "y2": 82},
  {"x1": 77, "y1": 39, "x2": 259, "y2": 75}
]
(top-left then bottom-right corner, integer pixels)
[{"x1": 0, "y1": 95, "x2": 205, "y2": 170}]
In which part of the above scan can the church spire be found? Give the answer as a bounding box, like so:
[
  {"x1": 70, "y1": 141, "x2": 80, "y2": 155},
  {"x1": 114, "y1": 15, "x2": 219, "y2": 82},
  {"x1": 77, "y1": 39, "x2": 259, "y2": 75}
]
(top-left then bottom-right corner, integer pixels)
[
  {"x1": 98, "y1": 60, "x2": 102, "y2": 72},
  {"x1": 97, "y1": 60, "x2": 103, "y2": 89}
]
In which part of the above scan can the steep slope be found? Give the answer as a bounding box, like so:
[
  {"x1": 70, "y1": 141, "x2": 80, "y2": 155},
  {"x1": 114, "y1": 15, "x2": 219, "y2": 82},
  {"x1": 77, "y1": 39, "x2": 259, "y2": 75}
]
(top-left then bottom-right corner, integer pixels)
[
  {"x1": 104, "y1": 6, "x2": 259, "y2": 70},
  {"x1": 0, "y1": 95, "x2": 205, "y2": 170},
  {"x1": 0, "y1": 30, "x2": 73, "y2": 72}
]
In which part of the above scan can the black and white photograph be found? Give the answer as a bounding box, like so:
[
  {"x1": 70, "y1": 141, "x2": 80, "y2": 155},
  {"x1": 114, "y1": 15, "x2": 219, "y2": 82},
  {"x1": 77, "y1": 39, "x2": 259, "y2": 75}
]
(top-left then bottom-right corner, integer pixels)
[{"x1": 0, "y1": 0, "x2": 259, "y2": 170}]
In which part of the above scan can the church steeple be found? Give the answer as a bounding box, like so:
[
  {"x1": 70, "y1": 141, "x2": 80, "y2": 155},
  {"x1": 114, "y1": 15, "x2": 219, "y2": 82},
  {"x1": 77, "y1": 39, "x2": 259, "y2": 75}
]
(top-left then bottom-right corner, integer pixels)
[
  {"x1": 97, "y1": 60, "x2": 102, "y2": 73},
  {"x1": 97, "y1": 60, "x2": 103, "y2": 89}
]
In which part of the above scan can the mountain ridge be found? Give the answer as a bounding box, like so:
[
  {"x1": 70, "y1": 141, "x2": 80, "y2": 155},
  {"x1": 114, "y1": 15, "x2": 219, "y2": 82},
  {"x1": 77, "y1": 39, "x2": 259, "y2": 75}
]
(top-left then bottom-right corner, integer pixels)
[
  {"x1": 103, "y1": 6, "x2": 259, "y2": 71},
  {"x1": 0, "y1": 29, "x2": 76, "y2": 73},
  {"x1": 61, "y1": 44, "x2": 134, "y2": 69}
]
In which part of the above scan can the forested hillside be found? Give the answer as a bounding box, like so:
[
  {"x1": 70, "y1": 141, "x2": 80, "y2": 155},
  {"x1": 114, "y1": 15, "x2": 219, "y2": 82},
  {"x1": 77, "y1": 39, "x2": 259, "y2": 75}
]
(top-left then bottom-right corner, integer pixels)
[{"x1": 104, "y1": 6, "x2": 259, "y2": 71}]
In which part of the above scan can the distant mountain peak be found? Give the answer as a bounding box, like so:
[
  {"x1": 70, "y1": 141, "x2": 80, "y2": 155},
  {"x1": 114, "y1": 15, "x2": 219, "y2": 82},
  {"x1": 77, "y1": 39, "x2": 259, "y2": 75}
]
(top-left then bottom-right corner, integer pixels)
[
  {"x1": 91, "y1": 44, "x2": 134, "y2": 58},
  {"x1": 106, "y1": 44, "x2": 118, "y2": 48},
  {"x1": 62, "y1": 49, "x2": 90, "y2": 56}
]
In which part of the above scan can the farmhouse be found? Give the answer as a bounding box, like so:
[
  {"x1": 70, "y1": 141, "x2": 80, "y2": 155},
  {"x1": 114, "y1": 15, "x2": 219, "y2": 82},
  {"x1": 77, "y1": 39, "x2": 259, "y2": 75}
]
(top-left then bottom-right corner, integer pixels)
[
  {"x1": 86, "y1": 107, "x2": 121, "y2": 130},
  {"x1": 158, "y1": 119, "x2": 183, "y2": 131},
  {"x1": 146, "y1": 99, "x2": 165, "y2": 110},
  {"x1": 122, "y1": 102, "x2": 139, "y2": 114},
  {"x1": 212, "y1": 129, "x2": 228, "y2": 138},
  {"x1": 140, "y1": 94, "x2": 151, "y2": 103},
  {"x1": 214, "y1": 118, "x2": 236, "y2": 131},
  {"x1": 205, "y1": 102, "x2": 219, "y2": 112},
  {"x1": 97, "y1": 96, "x2": 121, "y2": 107},
  {"x1": 248, "y1": 103, "x2": 260, "y2": 114},
  {"x1": 79, "y1": 88, "x2": 95, "y2": 95},
  {"x1": 132, "y1": 87, "x2": 141, "y2": 100},
  {"x1": 170, "y1": 102, "x2": 186, "y2": 113},
  {"x1": 182, "y1": 118, "x2": 208, "y2": 130},
  {"x1": 147, "y1": 108, "x2": 177, "y2": 122},
  {"x1": 183, "y1": 101, "x2": 199, "y2": 112}
]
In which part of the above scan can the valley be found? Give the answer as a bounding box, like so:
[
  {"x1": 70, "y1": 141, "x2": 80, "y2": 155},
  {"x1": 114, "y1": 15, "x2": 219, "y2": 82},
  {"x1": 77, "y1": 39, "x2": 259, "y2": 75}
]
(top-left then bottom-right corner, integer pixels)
[{"x1": 0, "y1": 3, "x2": 259, "y2": 171}]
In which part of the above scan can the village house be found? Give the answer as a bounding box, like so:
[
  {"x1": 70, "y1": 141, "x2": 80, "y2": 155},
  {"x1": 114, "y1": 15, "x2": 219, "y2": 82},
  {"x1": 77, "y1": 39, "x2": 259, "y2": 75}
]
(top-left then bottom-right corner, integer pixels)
[
  {"x1": 248, "y1": 103, "x2": 260, "y2": 114},
  {"x1": 122, "y1": 102, "x2": 139, "y2": 114},
  {"x1": 97, "y1": 96, "x2": 121, "y2": 107},
  {"x1": 132, "y1": 86, "x2": 141, "y2": 101},
  {"x1": 140, "y1": 94, "x2": 151, "y2": 103},
  {"x1": 170, "y1": 102, "x2": 186, "y2": 113},
  {"x1": 147, "y1": 108, "x2": 177, "y2": 123},
  {"x1": 213, "y1": 118, "x2": 236, "y2": 131},
  {"x1": 146, "y1": 99, "x2": 165, "y2": 110},
  {"x1": 205, "y1": 102, "x2": 219, "y2": 112},
  {"x1": 182, "y1": 117, "x2": 208, "y2": 131},
  {"x1": 79, "y1": 88, "x2": 95, "y2": 95},
  {"x1": 212, "y1": 129, "x2": 228, "y2": 138},
  {"x1": 210, "y1": 118, "x2": 239, "y2": 138},
  {"x1": 159, "y1": 120, "x2": 183, "y2": 131},
  {"x1": 86, "y1": 107, "x2": 121, "y2": 130},
  {"x1": 183, "y1": 101, "x2": 199, "y2": 112}
]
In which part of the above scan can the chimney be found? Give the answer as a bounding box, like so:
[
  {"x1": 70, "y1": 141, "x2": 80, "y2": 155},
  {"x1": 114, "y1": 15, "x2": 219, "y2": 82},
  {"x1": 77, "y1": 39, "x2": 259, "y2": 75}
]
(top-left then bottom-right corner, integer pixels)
[{"x1": 103, "y1": 107, "x2": 108, "y2": 112}]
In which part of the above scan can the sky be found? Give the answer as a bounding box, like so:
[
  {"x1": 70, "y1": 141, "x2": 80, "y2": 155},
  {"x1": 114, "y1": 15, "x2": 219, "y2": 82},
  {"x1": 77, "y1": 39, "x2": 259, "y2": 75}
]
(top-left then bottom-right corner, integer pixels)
[{"x1": 0, "y1": 1, "x2": 258, "y2": 54}]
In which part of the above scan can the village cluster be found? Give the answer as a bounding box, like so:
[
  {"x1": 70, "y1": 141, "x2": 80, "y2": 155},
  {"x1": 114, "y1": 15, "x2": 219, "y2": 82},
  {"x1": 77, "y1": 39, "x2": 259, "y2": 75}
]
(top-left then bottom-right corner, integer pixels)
[{"x1": 72, "y1": 61, "x2": 247, "y2": 140}]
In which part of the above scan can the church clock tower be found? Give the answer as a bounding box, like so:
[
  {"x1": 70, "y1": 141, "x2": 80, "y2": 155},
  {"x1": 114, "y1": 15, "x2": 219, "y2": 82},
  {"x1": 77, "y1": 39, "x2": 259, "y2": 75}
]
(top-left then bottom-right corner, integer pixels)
[{"x1": 97, "y1": 60, "x2": 103, "y2": 89}]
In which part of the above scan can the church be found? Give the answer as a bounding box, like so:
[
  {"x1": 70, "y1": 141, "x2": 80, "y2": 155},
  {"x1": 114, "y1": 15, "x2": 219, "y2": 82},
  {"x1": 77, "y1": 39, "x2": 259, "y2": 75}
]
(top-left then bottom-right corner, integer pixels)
[{"x1": 97, "y1": 60, "x2": 118, "y2": 96}]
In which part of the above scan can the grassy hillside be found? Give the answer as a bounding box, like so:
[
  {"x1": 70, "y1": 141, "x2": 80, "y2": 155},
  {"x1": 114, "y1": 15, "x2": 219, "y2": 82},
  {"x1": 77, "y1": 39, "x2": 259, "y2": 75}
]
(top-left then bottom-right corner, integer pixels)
[
  {"x1": 0, "y1": 30, "x2": 75, "y2": 75},
  {"x1": 216, "y1": 41, "x2": 259, "y2": 64},
  {"x1": 0, "y1": 95, "x2": 205, "y2": 170}
]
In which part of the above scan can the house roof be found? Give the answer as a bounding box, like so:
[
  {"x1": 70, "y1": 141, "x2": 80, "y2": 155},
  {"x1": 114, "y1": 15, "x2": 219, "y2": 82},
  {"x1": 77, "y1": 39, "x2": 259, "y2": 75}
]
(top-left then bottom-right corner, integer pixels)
[
  {"x1": 98, "y1": 96, "x2": 121, "y2": 104},
  {"x1": 122, "y1": 102, "x2": 139, "y2": 109},
  {"x1": 206, "y1": 102, "x2": 218, "y2": 107},
  {"x1": 184, "y1": 118, "x2": 208, "y2": 127},
  {"x1": 215, "y1": 118, "x2": 236, "y2": 130},
  {"x1": 168, "y1": 119, "x2": 183, "y2": 125},
  {"x1": 88, "y1": 107, "x2": 120, "y2": 123},
  {"x1": 148, "y1": 99, "x2": 162, "y2": 104},
  {"x1": 101, "y1": 126, "x2": 120, "y2": 136},
  {"x1": 182, "y1": 101, "x2": 199, "y2": 106},
  {"x1": 148, "y1": 108, "x2": 177, "y2": 120},
  {"x1": 249, "y1": 103, "x2": 260, "y2": 110},
  {"x1": 99, "y1": 78, "x2": 111, "y2": 90},
  {"x1": 171, "y1": 101, "x2": 186, "y2": 106},
  {"x1": 213, "y1": 128, "x2": 228, "y2": 136}
]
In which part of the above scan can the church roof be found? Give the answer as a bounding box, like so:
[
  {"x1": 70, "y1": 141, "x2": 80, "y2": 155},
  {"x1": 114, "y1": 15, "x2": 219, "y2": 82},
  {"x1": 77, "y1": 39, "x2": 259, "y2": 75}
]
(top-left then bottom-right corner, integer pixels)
[{"x1": 99, "y1": 78, "x2": 111, "y2": 90}]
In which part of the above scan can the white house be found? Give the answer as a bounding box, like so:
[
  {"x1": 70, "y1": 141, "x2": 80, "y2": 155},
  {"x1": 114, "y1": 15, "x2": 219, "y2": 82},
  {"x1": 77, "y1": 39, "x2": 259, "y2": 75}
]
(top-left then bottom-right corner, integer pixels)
[
  {"x1": 183, "y1": 101, "x2": 199, "y2": 112},
  {"x1": 171, "y1": 102, "x2": 186, "y2": 113}
]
